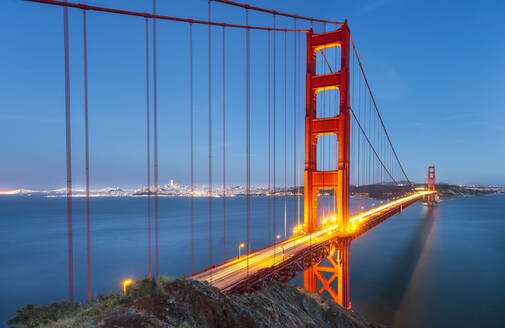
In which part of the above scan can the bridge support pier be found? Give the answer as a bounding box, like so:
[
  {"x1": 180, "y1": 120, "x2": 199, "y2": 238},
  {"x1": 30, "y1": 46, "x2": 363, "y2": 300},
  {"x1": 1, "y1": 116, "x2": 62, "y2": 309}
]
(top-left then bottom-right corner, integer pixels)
[
  {"x1": 303, "y1": 22, "x2": 351, "y2": 309},
  {"x1": 309, "y1": 239, "x2": 350, "y2": 307}
]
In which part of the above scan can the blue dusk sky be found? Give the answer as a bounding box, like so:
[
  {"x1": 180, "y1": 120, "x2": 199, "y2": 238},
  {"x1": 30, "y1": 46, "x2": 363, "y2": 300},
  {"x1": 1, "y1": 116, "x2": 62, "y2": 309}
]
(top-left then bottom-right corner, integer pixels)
[{"x1": 1, "y1": 0, "x2": 504, "y2": 190}]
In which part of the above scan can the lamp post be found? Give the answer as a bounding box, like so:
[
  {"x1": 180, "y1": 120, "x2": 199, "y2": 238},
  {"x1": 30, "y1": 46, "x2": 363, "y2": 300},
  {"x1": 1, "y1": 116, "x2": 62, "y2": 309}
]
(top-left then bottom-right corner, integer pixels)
[
  {"x1": 122, "y1": 279, "x2": 133, "y2": 296},
  {"x1": 238, "y1": 243, "x2": 245, "y2": 257}
]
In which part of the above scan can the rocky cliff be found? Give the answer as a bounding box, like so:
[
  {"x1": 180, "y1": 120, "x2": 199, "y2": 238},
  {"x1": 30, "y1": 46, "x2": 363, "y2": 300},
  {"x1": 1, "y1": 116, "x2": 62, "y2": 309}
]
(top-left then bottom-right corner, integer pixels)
[{"x1": 7, "y1": 278, "x2": 381, "y2": 328}]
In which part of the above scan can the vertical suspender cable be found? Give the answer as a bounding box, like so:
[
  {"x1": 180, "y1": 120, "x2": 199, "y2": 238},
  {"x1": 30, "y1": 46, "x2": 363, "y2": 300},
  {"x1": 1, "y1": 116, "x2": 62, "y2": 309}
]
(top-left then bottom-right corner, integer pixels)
[
  {"x1": 357, "y1": 64, "x2": 361, "y2": 213},
  {"x1": 293, "y1": 19, "x2": 297, "y2": 228},
  {"x1": 63, "y1": 1, "x2": 74, "y2": 303},
  {"x1": 222, "y1": 26, "x2": 226, "y2": 261},
  {"x1": 208, "y1": 0, "x2": 213, "y2": 278},
  {"x1": 245, "y1": 7, "x2": 251, "y2": 274},
  {"x1": 82, "y1": 9, "x2": 91, "y2": 302},
  {"x1": 332, "y1": 25, "x2": 334, "y2": 217},
  {"x1": 189, "y1": 23, "x2": 194, "y2": 273},
  {"x1": 145, "y1": 17, "x2": 152, "y2": 280},
  {"x1": 283, "y1": 31, "x2": 287, "y2": 240},
  {"x1": 152, "y1": 0, "x2": 159, "y2": 279},
  {"x1": 297, "y1": 28, "x2": 300, "y2": 227},
  {"x1": 272, "y1": 14, "x2": 277, "y2": 262},
  {"x1": 321, "y1": 23, "x2": 325, "y2": 219},
  {"x1": 267, "y1": 30, "x2": 271, "y2": 244}
]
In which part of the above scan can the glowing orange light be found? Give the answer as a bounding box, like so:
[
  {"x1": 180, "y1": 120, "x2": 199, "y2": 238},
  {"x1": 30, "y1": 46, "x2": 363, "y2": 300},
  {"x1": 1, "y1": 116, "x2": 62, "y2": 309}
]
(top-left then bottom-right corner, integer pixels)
[
  {"x1": 122, "y1": 279, "x2": 133, "y2": 296},
  {"x1": 238, "y1": 243, "x2": 245, "y2": 257}
]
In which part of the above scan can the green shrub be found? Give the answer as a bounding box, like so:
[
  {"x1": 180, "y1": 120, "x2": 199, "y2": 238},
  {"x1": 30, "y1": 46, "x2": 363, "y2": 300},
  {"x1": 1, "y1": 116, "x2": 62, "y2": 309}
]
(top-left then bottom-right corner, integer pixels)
[{"x1": 6, "y1": 301, "x2": 79, "y2": 328}]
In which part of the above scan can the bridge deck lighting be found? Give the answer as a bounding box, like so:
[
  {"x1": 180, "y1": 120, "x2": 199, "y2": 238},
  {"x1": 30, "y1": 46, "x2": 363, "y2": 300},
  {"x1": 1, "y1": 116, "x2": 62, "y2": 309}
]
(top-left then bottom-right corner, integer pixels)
[
  {"x1": 122, "y1": 279, "x2": 133, "y2": 296},
  {"x1": 276, "y1": 234, "x2": 281, "y2": 240}
]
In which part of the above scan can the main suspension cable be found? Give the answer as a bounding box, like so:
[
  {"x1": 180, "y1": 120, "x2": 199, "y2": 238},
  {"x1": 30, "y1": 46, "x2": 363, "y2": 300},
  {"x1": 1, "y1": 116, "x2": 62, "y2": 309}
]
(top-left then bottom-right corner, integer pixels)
[
  {"x1": 211, "y1": 0, "x2": 343, "y2": 25},
  {"x1": 350, "y1": 36, "x2": 411, "y2": 185},
  {"x1": 26, "y1": 0, "x2": 307, "y2": 32}
]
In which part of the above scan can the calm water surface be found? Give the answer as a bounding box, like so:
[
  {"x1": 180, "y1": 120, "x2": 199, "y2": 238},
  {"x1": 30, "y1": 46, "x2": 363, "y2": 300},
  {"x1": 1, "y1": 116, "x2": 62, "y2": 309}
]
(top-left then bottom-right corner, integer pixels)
[{"x1": 1, "y1": 194, "x2": 504, "y2": 326}]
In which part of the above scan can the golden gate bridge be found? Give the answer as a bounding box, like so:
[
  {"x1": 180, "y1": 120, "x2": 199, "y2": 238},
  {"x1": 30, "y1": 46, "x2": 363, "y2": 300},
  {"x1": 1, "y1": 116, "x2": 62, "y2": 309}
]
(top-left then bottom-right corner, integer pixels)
[{"x1": 25, "y1": 0, "x2": 437, "y2": 309}]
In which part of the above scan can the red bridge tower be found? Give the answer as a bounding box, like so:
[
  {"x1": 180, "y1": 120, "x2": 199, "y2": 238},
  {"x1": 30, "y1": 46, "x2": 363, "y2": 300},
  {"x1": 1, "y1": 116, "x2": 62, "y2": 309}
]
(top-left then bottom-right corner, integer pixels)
[
  {"x1": 303, "y1": 22, "x2": 351, "y2": 308},
  {"x1": 427, "y1": 165, "x2": 436, "y2": 205}
]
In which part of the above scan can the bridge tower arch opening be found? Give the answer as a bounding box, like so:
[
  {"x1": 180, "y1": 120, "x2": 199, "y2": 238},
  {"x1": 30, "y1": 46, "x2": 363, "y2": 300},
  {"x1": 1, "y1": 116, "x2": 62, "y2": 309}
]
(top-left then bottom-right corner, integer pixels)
[{"x1": 303, "y1": 22, "x2": 351, "y2": 308}]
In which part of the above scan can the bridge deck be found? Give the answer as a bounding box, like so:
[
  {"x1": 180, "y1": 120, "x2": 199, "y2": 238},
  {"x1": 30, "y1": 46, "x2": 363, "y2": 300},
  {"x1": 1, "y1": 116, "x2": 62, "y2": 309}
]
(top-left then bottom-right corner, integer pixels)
[{"x1": 190, "y1": 191, "x2": 435, "y2": 293}]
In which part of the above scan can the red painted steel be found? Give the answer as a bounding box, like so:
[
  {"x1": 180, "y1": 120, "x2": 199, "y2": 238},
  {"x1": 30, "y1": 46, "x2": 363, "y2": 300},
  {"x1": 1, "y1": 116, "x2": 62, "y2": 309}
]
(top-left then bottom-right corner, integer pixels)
[
  {"x1": 245, "y1": 7, "x2": 251, "y2": 275},
  {"x1": 350, "y1": 36, "x2": 410, "y2": 185},
  {"x1": 31, "y1": 0, "x2": 426, "y2": 310},
  {"x1": 63, "y1": 1, "x2": 74, "y2": 303},
  {"x1": 82, "y1": 9, "x2": 91, "y2": 302},
  {"x1": 208, "y1": 0, "x2": 213, "y2": 279},
  {"x1": 220, "y1": 194, "x2": 425, "y2": 295},
  {"x1": 211, "y1": 0, "x2": 343, "y2": 25},
  {"x1": 222, "y1": 26, "x2": 227, "y2": 261},
  {"x1": 152, "y1": 0, "x2": 159, "y2": 279},
  {"x1": 427, "y1": 166, "x2": 436, "y2": 205},
  {"x1": 145, "y1": 17, "x2": 152, "y2": 280},
  {"x1": 303, "y1": 22, "x2": 351, "y2": 308},
  {"x1": 189, "y1": 23, "x2": 195, "y2": 274},
  {"x1": 25, "y1": 0, "x2": 307, "y2": 32}
]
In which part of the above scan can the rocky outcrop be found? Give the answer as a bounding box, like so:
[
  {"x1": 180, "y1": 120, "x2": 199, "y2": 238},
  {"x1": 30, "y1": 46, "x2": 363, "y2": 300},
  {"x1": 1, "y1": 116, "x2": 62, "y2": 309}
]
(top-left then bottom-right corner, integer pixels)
[
  {"x1": 8, "y1": 278, "x2": 382, "y2": 328},
  {"x1": 96, "y1": 279, "x2": 381, "y2": 328}
]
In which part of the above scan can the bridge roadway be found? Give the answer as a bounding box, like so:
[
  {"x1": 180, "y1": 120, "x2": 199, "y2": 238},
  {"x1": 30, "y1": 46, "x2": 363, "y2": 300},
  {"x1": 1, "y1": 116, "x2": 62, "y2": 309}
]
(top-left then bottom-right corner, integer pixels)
[{"x1": 190, "y1": 191, "x2": 436, "y2": 293}]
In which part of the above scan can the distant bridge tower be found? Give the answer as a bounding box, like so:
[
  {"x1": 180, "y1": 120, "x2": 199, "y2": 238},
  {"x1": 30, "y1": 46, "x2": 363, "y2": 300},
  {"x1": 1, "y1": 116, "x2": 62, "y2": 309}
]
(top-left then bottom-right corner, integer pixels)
[
  {"x1": 427, "y1": 165, "x2": 436, "y2": 205},
  {"x1": 303, "y1": 22, "x2": 351, "y2": 308}
]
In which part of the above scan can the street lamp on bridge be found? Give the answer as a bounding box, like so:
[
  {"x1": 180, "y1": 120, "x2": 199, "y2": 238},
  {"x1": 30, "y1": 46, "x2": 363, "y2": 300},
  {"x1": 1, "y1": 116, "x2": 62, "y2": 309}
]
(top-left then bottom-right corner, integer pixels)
[{"x1": 238, "y1": 243, "x2": 245, "y2": 257}]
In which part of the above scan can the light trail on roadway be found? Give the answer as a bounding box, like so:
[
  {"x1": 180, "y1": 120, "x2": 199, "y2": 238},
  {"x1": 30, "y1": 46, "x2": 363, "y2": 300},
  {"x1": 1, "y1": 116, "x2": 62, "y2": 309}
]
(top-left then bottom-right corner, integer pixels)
[{"x1": 191, "y1": 191, "x2": 435, "y2": 291}]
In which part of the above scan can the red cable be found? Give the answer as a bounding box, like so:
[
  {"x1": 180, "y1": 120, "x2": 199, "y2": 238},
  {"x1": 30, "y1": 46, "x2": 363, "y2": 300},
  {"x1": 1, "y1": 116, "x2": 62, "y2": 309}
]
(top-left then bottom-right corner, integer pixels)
[
  {"x1": 245, "y1": 7, "x2": 251, "y2": 275},
  {"x1": 292, "y1": 19, "x2": 297, "y2": 233},
  {"x1": 211, "y1": 0, "x2": 343, "y2": 25},
  {"x1": 267, "y1": 30, "x2": 271, "y2": 244},
  {"x1": 26, "y1": 0, "x2": 307, "y2": 33},
  {"x1": 82, "y1": 9, "x2": 91, "y2": 302},
  {"x1": 273, "y1": 14, "x2": 277, "y2": 262},
  {"x1": 222, "y1": 26, "x2": 226, "y2": 261},
  {"x1": 283, "y1": 30, "x2": 287, "y2": 239},
  {"x1": 152, "y1": 0, "x2": 159, "y2": 280},
  {"x1": 63, "y1": 1, "x2": 74, "y2": 303},
  {"x1": 145, "y1": 17, "x2": 152, "y2": 280},
  {"x1": 296, "y1": 29, "x2": 301, "y2": 227},
  {"x1": 189, "y1": 23, "x2": 194, "y2": 274},
  {"x1": 208, "y1": 0, "x2": 213, "y2": 280}
]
